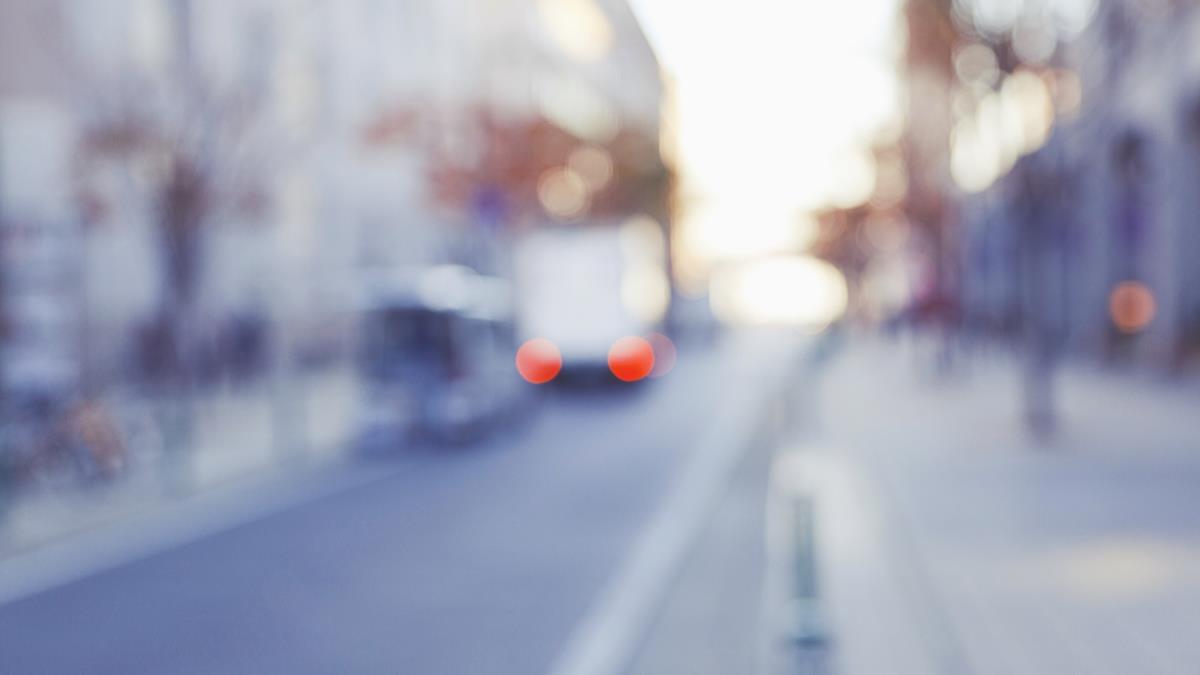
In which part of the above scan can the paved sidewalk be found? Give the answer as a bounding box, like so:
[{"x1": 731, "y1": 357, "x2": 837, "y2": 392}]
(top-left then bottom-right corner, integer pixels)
[
  {"x1": 786, "y1": 336, "x2": 1200, "y2": 675},
  {"x1": 0, "y1": 366, "x2": 360, "y2": 557}
]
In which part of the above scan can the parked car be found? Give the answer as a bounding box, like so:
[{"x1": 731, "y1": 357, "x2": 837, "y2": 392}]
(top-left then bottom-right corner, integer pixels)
[{"x1": 356, "y1": 266, "x2": 530, "y2": 443}]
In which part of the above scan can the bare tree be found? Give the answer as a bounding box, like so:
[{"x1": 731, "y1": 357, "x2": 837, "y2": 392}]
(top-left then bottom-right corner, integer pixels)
[{"x1": 73, "y1": 65, "x2": 268, "y2": 467}]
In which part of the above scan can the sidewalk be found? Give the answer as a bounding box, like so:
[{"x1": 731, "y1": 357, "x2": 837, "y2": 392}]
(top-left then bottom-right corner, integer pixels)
[
  {"x1": 0, "y1": 366, "x2": 360, "y2": 557},
  {"x1": 780, "y1": 336, "x2": 1200, "y2": 675}
]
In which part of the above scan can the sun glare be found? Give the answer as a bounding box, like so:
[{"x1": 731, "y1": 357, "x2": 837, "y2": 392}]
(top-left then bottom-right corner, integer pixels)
[{"x1": 629, "y1": 0, "x2": 901, "y2": 324}]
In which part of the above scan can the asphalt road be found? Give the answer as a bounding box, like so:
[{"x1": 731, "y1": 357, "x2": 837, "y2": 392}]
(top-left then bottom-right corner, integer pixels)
[{"x1": 0, "y1": 332, "x2": 784, "y2": 675}]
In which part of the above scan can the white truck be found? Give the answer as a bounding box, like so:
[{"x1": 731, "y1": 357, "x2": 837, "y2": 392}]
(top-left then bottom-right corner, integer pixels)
[{"x1": 512, "y1": 219, "x2": 669, "y2": 377}]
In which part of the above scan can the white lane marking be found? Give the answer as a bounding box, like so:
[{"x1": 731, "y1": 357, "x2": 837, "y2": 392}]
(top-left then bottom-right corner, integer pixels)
[
  {"x1": 548, "y1": 333, "x2": 798, "y2": 675},
  {"x1": 0, "y1": 461, "x2": 399, "y2": 606}
]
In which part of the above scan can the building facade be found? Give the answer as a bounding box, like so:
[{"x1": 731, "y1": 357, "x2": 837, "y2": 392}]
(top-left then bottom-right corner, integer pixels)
[
  {"x1": 926, "y1": 0, "x2": 1200, "y2": 369},
  {"x1": 0, "y1": 0, "x2": 666, "y2": 393}
]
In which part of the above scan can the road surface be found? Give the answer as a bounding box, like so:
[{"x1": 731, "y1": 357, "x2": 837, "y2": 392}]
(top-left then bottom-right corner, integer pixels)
[{"x1": 0, "y1": 331, "x2": 793, "y2": 675}]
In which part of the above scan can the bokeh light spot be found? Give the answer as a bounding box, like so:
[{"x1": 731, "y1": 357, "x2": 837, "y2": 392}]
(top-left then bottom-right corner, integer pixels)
[
  {"x1": 608, "y1": 336, "x2": 655, "y2": 382},
  {"x1": 568, "y1": 145, "x2": 614, "y2": 192},
  {"x1": 709, "y1": 255, "x2": 847, "y2": 330},
  {"x1": 1109, "y1": 281, "x2": 1156, "y2": 334},
  {"x1": 537, "y1": 0, "x2": 614, "y2": 63},
  {"x1": 538, "y1": 167, "x2": 589, "y2": 220},
  {"x1": 648, "y1": 333, "x2": 676, "y2": 378},
  {"x1": 516, "y1": 338, "x2": 563, "y2": 384}
]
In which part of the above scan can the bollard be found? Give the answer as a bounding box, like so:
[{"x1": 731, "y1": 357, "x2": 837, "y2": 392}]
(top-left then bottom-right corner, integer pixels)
[{"x1": 789, "y1": 494, "x2": 828, "y2": 649}]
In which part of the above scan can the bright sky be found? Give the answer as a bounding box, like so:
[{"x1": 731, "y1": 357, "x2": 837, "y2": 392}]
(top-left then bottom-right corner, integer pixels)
[{"x1": 628, "y1": 0, "x2": 903, "y2": 281}]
